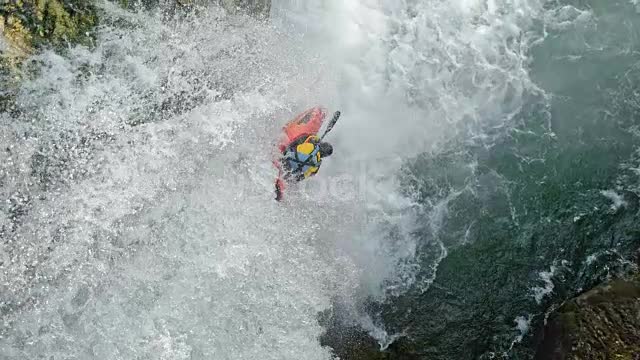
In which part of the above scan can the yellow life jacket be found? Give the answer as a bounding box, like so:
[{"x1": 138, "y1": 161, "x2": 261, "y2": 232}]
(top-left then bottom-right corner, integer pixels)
[{"x1": 286, "y1": 136, "x2": 323, "y2": 180}]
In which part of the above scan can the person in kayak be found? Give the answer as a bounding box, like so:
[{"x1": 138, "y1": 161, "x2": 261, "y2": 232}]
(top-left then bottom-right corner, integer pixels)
[
  {"x1": 282, "y1": 135, "x2": 333, "y2": 181},
  {"x1": 275, "y1": 135, "x2": 333, "y2": 200},
  {"x1": 274, "y1": 107, "x2": 340, "y2": 201}
]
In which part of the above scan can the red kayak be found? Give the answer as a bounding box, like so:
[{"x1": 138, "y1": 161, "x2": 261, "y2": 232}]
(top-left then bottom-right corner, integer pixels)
[{"x1": 274, "y1": 107, "x2": 328, "y2": 201}]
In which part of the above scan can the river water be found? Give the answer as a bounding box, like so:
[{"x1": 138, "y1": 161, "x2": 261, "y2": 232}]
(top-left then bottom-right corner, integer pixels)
[{"x1": 1, "y1": 0, "x2": 640, "y2": 359}]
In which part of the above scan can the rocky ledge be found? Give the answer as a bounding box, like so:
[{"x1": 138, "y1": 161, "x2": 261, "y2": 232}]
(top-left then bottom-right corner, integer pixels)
[{"x1": 534, "y1": 272, "x2": 640, "y2": 360}]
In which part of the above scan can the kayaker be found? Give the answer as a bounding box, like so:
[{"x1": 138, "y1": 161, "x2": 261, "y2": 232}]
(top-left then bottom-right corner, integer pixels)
[
  {"x1": 281, "y1": 136, "x2": 333, "y2": 181},
  {"x1": 275, "y1": 136, "x2": 333, "y2": 201},
  {"x1": 274, "y1": 108, "x2": 340, "y2": 201}
]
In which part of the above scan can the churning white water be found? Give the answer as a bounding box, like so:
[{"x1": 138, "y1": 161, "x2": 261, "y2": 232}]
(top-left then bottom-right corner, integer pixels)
[
  {"x1": 272, "y1": 0, "x2": 548, "y2": 296},
  {"x1": 1, "y1": 4, "x2": 353, "y2": 358},
  {"x1": 1, "y1": 0, "x2": 558, "y2": 358}
]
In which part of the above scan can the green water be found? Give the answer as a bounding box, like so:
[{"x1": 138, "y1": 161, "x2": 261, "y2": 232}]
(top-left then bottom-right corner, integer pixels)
[{"x1": 325, "y1": 0, "x2": 640, "y2": 358}]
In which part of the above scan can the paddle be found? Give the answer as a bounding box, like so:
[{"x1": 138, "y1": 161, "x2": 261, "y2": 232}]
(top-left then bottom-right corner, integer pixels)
[{"x1": 318, "y1": 111, "x2": 341, "y2": 142}]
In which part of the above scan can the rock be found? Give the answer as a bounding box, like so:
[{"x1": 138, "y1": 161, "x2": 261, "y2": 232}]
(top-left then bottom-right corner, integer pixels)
[
  {"x1": 320, "y1": 321, "x2": 392, "y2": 360},
  {"x1": 1, "y1": 8, "x2": 33, "y2": 112},
  {"x1": 1, "y1": 0, "x2": 97, "y2": 111},
  {"x1": 0, "y1": 13, "x2": 33, "y2": 63},
  {"x1": 534, "y1": 274, "x2": 640, "y2": 360},
  {"x1": 218, "y1": 0, "x2": 270, "y2": 17},
  {"x1": 1, "y1": 0, "x2": 97, "y2": 52}
]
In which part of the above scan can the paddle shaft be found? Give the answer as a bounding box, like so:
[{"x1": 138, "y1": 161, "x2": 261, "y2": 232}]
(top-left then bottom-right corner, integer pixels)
[{"x1": 319, "y1": 111, "x2": 341, "y2": 142}]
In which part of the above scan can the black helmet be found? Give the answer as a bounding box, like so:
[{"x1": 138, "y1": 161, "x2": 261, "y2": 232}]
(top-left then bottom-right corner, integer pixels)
[{"x1": 319, "y1": 142, "x2": 333, "y2": 157}]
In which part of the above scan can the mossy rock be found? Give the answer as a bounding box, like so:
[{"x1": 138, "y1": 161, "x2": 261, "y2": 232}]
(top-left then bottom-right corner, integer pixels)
[
  {"x1": 535, "y1": 275, "x2": 640, "y2": 359},
  {"x1": 1, "y1": 0, "x2": 97, "y2": 112},
  {"x1": 1, "y1": 0, "x2": 96, "y2": 62},
  {"x1": 32, "y1": 0, "x2": 97, "y2": 45},
  {"x1": 1, "y1": 13, "x2": 33, "y2": 61}
]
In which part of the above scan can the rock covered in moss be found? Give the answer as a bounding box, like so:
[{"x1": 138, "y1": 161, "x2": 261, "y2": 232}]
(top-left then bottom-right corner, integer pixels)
[
  {"x1": 1, "y1": 0, "x2": 96, "y2": 55},
  {"x1": 1, "y1": 10, "x2": 32, "y2": 112},
  {"x1": 535, "y1": 274, "x2": 640, "y2": 359},
  {"x1": 1, "y1": 0, "x2": 97, "y2": 111},
  {"x1": 33, "y1": 0, "x2": 97, "y2": 44}
]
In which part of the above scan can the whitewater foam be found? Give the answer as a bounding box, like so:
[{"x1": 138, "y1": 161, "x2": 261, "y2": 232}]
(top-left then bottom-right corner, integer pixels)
[
  {"x1": 270, "y1": 0, "x2": 562, "y2": 349},
  {"x1": 0, "y1": 4, "x2": 351, "y2": 359},
  {"x1": 601, "y1": 189, "x2": 628, "y2": 211},
  {"x1": 532, "y1": 266, "x2": 557, "y2": 304},
  {"x1": 1, "y1": 0, "x2": 594, "y2": 356}
]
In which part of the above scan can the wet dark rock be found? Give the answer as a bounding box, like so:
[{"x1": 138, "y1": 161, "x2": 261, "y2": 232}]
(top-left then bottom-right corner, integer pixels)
[
  {"x1": 218, "y1": 0, "x2": 270, "y2": 17},
  {"x1": 130, "y1": 0, "x2": 271, "y2": 19},
  {"x1": 319, "y1": 308, "x2": 405, "y2": 360},
  {"x1": 534, "y1": 274, "x2": 640, "y2": 360}
]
